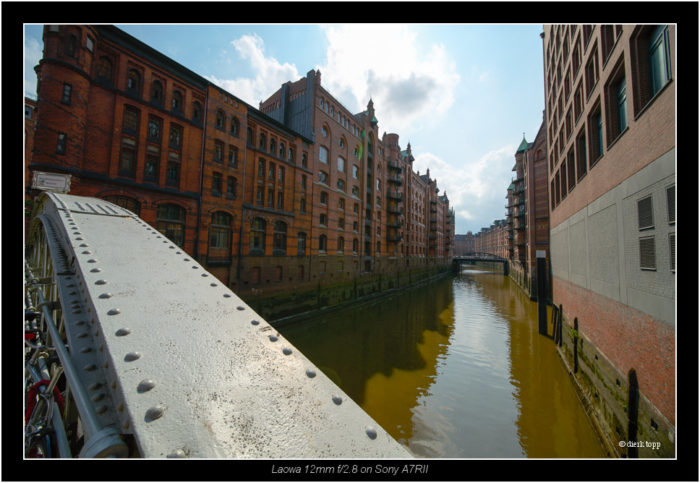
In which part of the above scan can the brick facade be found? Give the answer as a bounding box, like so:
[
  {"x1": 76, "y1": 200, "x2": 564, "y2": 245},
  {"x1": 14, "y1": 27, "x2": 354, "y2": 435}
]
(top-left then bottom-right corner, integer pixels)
[
  {"x1": 27, "y1": 24, "x2": 455, "y2": 306},
  {"x1": 544, "y1": 24, "x2": 675, "y2": 455}
]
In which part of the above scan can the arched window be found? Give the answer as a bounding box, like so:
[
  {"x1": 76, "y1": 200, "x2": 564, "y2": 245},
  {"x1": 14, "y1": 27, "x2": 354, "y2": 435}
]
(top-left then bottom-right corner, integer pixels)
[
  {"x1": 192, "y1": 101, "x2": 202, "y2": 124},
  {"x1": 151, "y1": 80, "x2": 163, "y2": 106},
  {"x1": 259, "y1": 132, "x2": 267, "y2": 150},
  {"x1": 250, "y1": 217, "x2": 266, "y2": 254},
  {"x1": 103, "y1": 195, "x2": 141, "y2": 216},
  {"x1": 247, "y1": 127, "x2": 254, "y2": 144},
  {"x1": 273, "y1": 221, "x2": 287, "y2": 255},
  {"x1": 126, "y1": 69, "x2": 141, "y2": 96},
  {"x1": 209, "y1": 212, "x2": 232, "y2": 249},
  {"x1": 319, "y1": 146, "x2": 328, "y2": 164},
  {"x1": 319, "y1": 234, "x2": 327, "y2": 252},
  {"x1": 156, "y1": 203, "x2": 186, "y2": 247},
  {"x1": 337, "y1": 236, "x2": 345, "y2": 252},
  {"x1": 231, "y1": 116, "x2": 240, "y2": 136},
  {"x1": 269, "y1": 138, "x2": 276, "y2": 154},
  {"x1": 216, "y1": 110, "x2": 225, "y2": 130},
  {"x1": 279, "y1": 142, "x2": 285, "y2": 159},
  {"x1": 172, "y1": 91, "x2": 183, "y2": 113},
  {"x1": 96, "y1": 57, "x2": 113, "y2": 84}
]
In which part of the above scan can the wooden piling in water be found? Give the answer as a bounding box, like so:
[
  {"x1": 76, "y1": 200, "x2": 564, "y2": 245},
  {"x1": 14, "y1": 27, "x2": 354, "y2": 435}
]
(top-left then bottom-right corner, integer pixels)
[
  {"x1": 627, "y1": 368, "x2": 639, "y2": 458},
  {"x1": 573, "y1": 317, "x2": 579, "y2": 374}
]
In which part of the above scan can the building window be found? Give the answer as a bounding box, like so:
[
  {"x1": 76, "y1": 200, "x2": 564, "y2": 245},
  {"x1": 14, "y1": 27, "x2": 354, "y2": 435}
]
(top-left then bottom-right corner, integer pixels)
[
  {"x1": 210, "y1": 212, "x2": 232, "y2": 249},
  {"x1": 192, "y1": 101, "x2": 202, "y2": 124},
  {"x1": 156, "y1": 204, "x2": 186, "y2": 247},
  {"x1": 604, "y1": 57, "x2": 627, "y2": 145},
  {"x1": 214, "y1": 141, "x2": 224, "y2": 163},
  {"x1": 166, "y1": 162, "x2": 179, "y2": 186},
  {"x1": 247, "y1": 127, "x2": 254, "y2": 145},
  {"x1": 267, "y1": 188, "x2": 274, "y2": 208},
  {"x1": 584, "y1": 45, "x2": 599, "y2": 98},
  {"x1": 212, "y1": 171, "x2": 222, "y2": 196},
  {"x1": 637, "y1": 196, "x2": 654, "y2": 230},
  {"x1": 147, "y1": 117, "x2": 162, "y2": 143},
  {"x1": 278, "y1": 166, "x2": 285, "y2": 184},
  {"x1": 256, "y1": 187, "x2": 264, "y2": 206},
  {"x1": 320, "y1": 213, "x2": 327, "y2": 226},
  {"x1": 319, "y1": 234, "x2": 327, "y2": 252},
  {"x1": 337, "y1": 179, "x2": 345, "y2": 192},
  {"x1": 575, "y1": 129, "x2": 587, "y2": 181},
  {"x1": 300, "y1": 197, "x2": 306, "y2": 213},
  {"x1": 631, "y1": 25, "x2": 672, "y2": 115},
  {"x1": 231, "y1": 116, "x2": 240, "y2": 136},
  {"x1": 268, "y1": 162, "x2": 275, "y2": 181},
  {"x1": 601, "y1": 25, "x2": 616, "y2": 63},
  {"x1": 269, "y1": 138, "x2": 276, "y2": 155},
  {"x1": 96, "y1": 57, "x2": 113, "y2": 84},
  {"x1": 122, "y1": 106, "x2": 139, "y2": 135},
  {"x1": 338, "y1": 236, "x2": 345, "y2": 252},
  {"x1": 144, "y1": 155, "x2": 158, "y2": 182},
  {"x1": 669, "y1": 233, "x2": 675, "y2": 272},
  {"x1": 251, "y1": 218, "x2": 266, "y2": 255},
  {"x1": 150, "y1": 80, "x2": 163, "y2": 106},
  {"x1": 319, "y1": 145, "x2": 328, "y2": 164},
  {"x1": 567, "y1": 149, "x2": 576, "y2": 192},
  {"x1": 228, "y1": 146, "x2": 238, "y2": 167},
  {"x1": 273, "y1": 221, "x2": 287, "y2": 255},
  {"x1": 288, "y1": 147, "x2": 295, "y2": 163},
  {"x1": 588, "y1": 102, "x2": 604, "y2": 166},
  {"x1": 226, "y1": 176, "x2": 237, "y2": 199},
  {"x1": 352, "y1": 186, "x2": 359, "y2": 197},
  {"x1": 353, "y1": 238, "x2": 359, "y2": 253},
  {"x1": 352, "y1": 165, "x2": 359, "y2": 179},
  {"x1": 169, "y1": 124, "x2": 182, "y2": 150},
  {"x1": 259, "y1": 132, "x2": 266, "y2": 150},
  {"x1": 320, "y1": 191, "x2": 328, "y2": 205},
  {"x1": 337, "y1": 156, "x2": 345, "y2": 173},
  {"x1": 216, "y1": 110, "x2": 226, "y2": 130},
  {"x1": 639, "y1": 236, "x2": 656, "y2": 271},
  {"x1": 279, "y1": 142, "x2": 285, "y2": 159},
  {"x1": 666, "y1": 185, "x2": 675, "y2": 224},
  {"x1": 126, "y1": 69, "x2": 141, "y2": 97},
  {"x1": 319, "y1": 171, "x2": 329, "y2": 185},
  {"x1": 258, "y1": 159, "x2": 265, "y2": 178},
  {"x1": 302, "y1": 152, "x2": 308, "y2": 168},
  {"x1": 297, "y1": 232, "x2": 307, "y2": 256},
  {"x1": 171, "y1": 91, "x2": 183, "y2": 113},
  {"x1": 104, "y1": 195, "x2": 140, "y2": 216},
  {"x1": 277, "y1": 191, "x2": 284, "y2": 210},
  {"x1": 61, "y1": 83, "x2": 72, "y2": 105},
  {"x1": 118, "y1": 147, "x2": 136, "y2": 177}
]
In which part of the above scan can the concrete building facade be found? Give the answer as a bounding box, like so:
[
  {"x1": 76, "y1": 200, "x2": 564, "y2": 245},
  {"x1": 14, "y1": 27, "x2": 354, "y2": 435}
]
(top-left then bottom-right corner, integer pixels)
[{"x1": 543, "y1": 24, "x2": 675, "y2": 457}]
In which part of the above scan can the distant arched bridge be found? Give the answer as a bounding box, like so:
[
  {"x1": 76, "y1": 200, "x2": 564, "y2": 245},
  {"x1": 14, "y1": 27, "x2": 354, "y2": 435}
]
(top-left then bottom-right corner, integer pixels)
[{"x1": 452, "y1": 253, "x2": 509, "y2": 275}]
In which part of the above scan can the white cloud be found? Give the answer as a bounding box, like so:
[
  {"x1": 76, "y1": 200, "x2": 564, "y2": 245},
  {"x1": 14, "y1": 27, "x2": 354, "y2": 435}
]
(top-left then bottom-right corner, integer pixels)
[
  {"x1": 318, "y1": 25, "x2": 460, "y2": 134},
  {"x1": 24, "y1": 36, "x2": 42, "y2": 99},
  {"x1": 206, "y1": 33, "x2": 299, "y2": 106},
  {"x1": 413, "y1": 145, "x2": 515, "y2": 233}
]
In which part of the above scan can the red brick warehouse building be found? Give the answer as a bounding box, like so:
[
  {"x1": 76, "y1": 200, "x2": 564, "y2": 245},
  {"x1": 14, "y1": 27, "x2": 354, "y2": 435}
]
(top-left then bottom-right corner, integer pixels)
[{"x1": 26, "y1": 25, "x2": 455, "y2": 317}]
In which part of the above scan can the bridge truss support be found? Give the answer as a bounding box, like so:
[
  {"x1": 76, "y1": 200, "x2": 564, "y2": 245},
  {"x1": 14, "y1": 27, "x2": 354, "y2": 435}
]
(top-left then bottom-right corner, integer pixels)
[{"x1": 24, "y1": 192, "x2": 411, "y2": 459}]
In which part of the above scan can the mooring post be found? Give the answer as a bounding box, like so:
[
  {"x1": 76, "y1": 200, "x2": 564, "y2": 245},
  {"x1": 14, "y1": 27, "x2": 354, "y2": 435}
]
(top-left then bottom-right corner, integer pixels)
[
  {"x1": 627, "y1": 368, "x2": 639, "y2": 458},
  {"x1": 536, "y1": 250, "x2": 547, "y2": 336},
  {"x1": 573, "y1": 317, "x2": 579, "y2": 373},
  {"x1": 558, "y1": 304, "x2": 563, "y2": 346}
]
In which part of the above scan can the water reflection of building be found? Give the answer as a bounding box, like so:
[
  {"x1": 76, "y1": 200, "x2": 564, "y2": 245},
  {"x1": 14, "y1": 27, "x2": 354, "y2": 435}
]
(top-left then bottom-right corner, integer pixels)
[{"x1": 543, "y1": 24, "x2": 675, "y2": 457}]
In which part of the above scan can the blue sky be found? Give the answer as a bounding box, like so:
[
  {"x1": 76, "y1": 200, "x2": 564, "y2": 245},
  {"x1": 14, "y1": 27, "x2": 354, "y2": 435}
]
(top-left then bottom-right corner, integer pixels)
[{"x1": 24, "y1": 24, "x2": 545, "y2": 235}]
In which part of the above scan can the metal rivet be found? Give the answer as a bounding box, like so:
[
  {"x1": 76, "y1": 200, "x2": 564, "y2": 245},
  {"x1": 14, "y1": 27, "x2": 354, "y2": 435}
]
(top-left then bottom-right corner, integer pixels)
[
  {"x1": 75, "y1": 237, "x2": 84, "y2": 241},
  {"x1": 80, "y1": 347, "x2": 92, "y2": 354},
  {"x1": 91, "y1": 393, "x2": 105, "y2": 402},
  {"x1": 107, "y1": 308, "x2": 121, "y2": 315},
  {"x1": 168, "y1": 449, "x2": 186, "y2": 458},
  {"x1": 201, "y1": 273, "x2": 208, "y2": 277},
  {"x1": 88, "y1": 382, "x2": 102, "y2": 391},
  {"x1": 83, "y1": 364, "x2": 97, "y2": 372},
  {"x1": 269, "y1": 335, "x2": 278, "y2": 342},
  {"x1": 169, "y1": 246, "x2": 175, "y2": 249},
  {"x1": 306, "y1": 369, "x2": 316, "y2": 378},
  {"x1": 332, "y1": 396, "x2": 343, "y2": 405},
  {"x1": 79, "y1": 243, "x2": 89, "y2": 247},
  {"x1": 210, "y1": 283, "x2": 218, "y2": 287},
  {"x1": 282, "y1": 348, "x2": 292, "y2": 356},
  {"x1": 77, "y1": 332, "x2": 88, "y2": 339},
  {"x1": 251, "y1": 320, "x2": 259, "y2": 326},
  {"x1": 115, "y1": 328, "x2": 131, "y2": 336},
  {"x1": 145, "y1": 405, "x2": 166, "y2": 422},
  {"x1": 90, "y1": 268, "x2": 102, "y2": 273},
  {"x1": 365, "y1": 427, "x2": 377, "y2": 440},
  {"x1": 192, "y1": 266, "x2": 198, "y2": 269},
  {"x1": 82, "y1": 250, "x2": 92, "y2": 255},
  {"x1": 236, "y1": 306, "x2": 245, "y2": 311},
  {"x1": 124, "y1": 352, "x2": 141, "y2": 362},
  {"x1": 95, "y1": 279, "x2": 107, "y2": 285},
  {"x1": 183, "y1": 258, "x2": 190, "y2": 261},
  {"x1": 223, "y1": 294, "x2": 231, "y2": 298},
  {"x1": 76, "y1": 320, "x2": 86, "y2": 326},
  {"x1": 137, "y1": 379, "x2": 156, "y2": 393},
  {"x1": 88, "y1": 259, "x2": 98, "y2": 263},
  {"x1": 96, "y1": 405, "x2": 108, "y2": 415},
  {"x1": 99, "y1": 293, "x2": 112, "y2": 299}
]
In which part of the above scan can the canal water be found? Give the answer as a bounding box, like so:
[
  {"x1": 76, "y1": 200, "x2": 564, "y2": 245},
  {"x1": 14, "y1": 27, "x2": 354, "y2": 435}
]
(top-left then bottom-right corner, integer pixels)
[{"x1": 278, "y1": 268, "x2": 606, "y2": 458}]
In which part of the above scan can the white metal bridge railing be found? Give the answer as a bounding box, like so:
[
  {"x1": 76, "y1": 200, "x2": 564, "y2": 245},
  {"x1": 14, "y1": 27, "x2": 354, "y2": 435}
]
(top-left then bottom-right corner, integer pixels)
[{"x1": 24, "y1": 192, "x2": 411, "y2": 459}]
